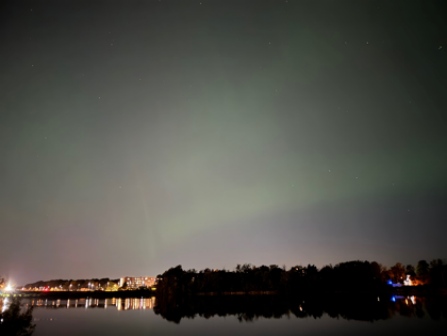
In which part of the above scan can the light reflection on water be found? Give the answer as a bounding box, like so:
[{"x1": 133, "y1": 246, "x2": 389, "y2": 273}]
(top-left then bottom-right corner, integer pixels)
[
  {"x1": 4, "y1": 295, "x2": 446, "y2": 336},
  {"x1": 1, "y1": 294, "x2": 444, "y2": 318},
  {"x1": 1, "y1": 297, "x2": 9, "y2": 313},
  {"x1": 28, "y1": 297, "x2": 155, "y2": 311}
]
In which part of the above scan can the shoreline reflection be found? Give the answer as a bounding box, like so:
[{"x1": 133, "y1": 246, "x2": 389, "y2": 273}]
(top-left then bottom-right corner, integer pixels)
[
  {"x1": 10, "y1": 294, "x2": 447, "y2": 325},
  {"x1": 153, "y1": 294, "x2": 447, "y2": 324}
]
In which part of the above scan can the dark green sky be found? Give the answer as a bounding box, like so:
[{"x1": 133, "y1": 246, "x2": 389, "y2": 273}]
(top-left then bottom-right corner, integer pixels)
[{"x1": 0, "y1": 0, "x2": 446, "y2": 285}]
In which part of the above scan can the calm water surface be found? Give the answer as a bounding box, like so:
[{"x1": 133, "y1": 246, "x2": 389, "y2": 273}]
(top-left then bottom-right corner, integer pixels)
[{"x1": 22, "y1": 296, "x2": 447, "y2": 336}]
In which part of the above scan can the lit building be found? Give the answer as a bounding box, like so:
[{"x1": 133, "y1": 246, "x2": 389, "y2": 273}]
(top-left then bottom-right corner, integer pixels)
[
  {"x1": 403, "y1": 275, "x2": 413, "y2": 286},
  {"x1": 119, "y1": 277, "x2": 156, "y2": 288}
]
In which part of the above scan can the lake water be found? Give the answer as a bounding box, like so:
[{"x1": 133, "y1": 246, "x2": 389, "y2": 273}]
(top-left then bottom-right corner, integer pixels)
[{"x1": 14, "y1": 295, "x2": 447, "y2": 335}]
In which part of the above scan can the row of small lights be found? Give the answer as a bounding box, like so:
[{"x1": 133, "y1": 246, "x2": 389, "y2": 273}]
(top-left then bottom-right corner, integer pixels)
[{"x1": 8, "y1": 277, "x2": 155, "y2": 292}]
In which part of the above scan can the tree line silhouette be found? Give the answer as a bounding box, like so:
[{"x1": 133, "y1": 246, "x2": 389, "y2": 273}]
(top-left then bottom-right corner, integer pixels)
[{"x1": 156, "y1": 259, "x2": 447, "y2": 297}]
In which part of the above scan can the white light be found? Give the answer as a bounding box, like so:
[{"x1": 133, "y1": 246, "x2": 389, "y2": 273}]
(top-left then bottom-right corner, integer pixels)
[
  {"x1": 5, "y1": 285, "x2": 12, "y2": 292},
  {"x1": 403, "y1": 275, "x2": 413, "y2": 286}
]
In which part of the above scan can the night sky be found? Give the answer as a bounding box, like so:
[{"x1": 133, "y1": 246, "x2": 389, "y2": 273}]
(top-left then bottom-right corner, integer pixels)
[{"x1": 1, "y1": 0, "x2": 446, "y2": 285}]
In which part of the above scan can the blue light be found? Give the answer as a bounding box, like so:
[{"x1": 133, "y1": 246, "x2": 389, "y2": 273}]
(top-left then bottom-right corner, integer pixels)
[
  {"x1": 388, "y1": 280, "x2": 393, "y2": 285},
  {"x1": 391, "y1": 296, "x2": 396, "y2": 302}
]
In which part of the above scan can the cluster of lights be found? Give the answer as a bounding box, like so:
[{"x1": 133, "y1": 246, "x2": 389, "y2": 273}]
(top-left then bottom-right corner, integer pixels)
[
  {"x1": 7, "y1": 279, "x2": 145, "y2": 293},
  {"x1": 391, "y1": 295, "x2": 417, "y2": 304},
  {"x1": 388, "y1": 275, "x2": 414, "y2": 287},
  {"x1": 19, "y1": 282, "x2": 121, "y2": 292}
]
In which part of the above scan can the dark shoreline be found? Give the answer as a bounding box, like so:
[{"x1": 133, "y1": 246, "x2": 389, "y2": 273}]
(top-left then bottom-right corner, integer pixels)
[
  {"x1": 5, "y1": 290, "x2": 155, "y2": 299},
  {"x1": 6, "y1": 285, "x2": 446, "y2": 299},
  {"x1": 194, "y1": 287, "x2": 447, "y2": 297}
]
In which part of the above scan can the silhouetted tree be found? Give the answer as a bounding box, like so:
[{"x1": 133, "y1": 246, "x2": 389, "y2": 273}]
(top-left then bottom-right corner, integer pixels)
[
  {"x1": 416, "y1": 260, "x2": 430, "y2": 276},
  {"x1": 389, "y1": 263, "x2": 406, "y2": 284},
  {"x1": 0, "y1": 298, "x2": 35, "y2": 335},
  {"x1": 406, "y1": 264, "x2": 415, "y2": 275},
  {"x1": 370, "y1": 262, "x2": 382, "y2": 279},
  {"x1": 269, "y1": 265, "x2": 279, "y2": 271},
  {"x1": 429, "y1": 259, "x2": 446, "y2": 287}
]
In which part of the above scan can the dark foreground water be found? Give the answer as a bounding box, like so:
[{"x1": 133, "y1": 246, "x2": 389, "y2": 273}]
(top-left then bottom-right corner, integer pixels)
[{"x1": 9, "y1": 295, "x2": 447, "y2": 335}]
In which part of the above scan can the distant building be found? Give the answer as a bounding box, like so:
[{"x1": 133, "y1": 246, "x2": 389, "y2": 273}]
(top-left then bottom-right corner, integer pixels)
[
  {"x1": 119, "y1": 277, "x2": 156, "y2": 288},
  {"x1": 403, "y1": 275, "x2": 413, "y2": 286}
]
